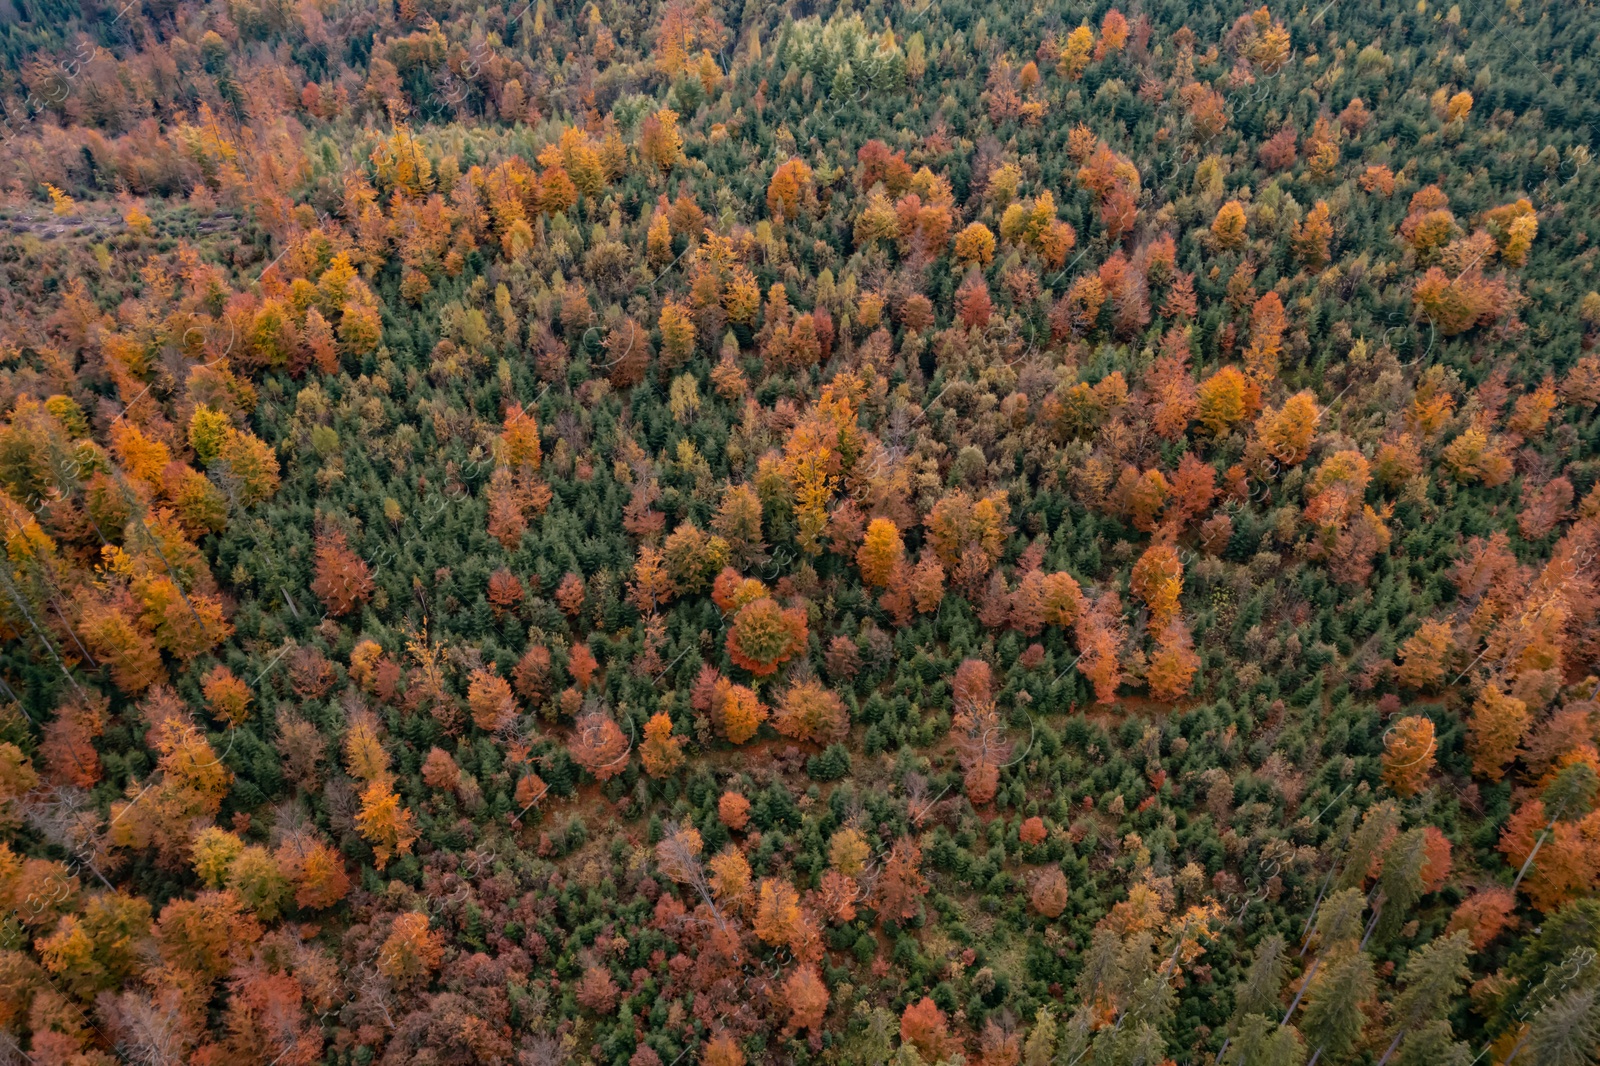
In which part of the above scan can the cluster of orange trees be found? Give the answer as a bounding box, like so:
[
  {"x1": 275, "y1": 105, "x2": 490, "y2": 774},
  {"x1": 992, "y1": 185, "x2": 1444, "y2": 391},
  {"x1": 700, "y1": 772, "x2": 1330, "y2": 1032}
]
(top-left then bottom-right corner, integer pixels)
[{"x1": 0, "y1": 0, "x2": 1597, "y2": 1062}]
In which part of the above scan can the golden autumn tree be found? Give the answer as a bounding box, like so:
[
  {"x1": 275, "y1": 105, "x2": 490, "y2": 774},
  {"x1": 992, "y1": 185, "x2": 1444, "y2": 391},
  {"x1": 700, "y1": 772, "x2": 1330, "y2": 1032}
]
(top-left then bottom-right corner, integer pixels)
[
  {"x1": 784, "y1": 418, "x2": 841, "y2": 557},
  {"x1": 828, "y1": 827, "x2": 871, "y2": 878},
  {"x1": 1382, "y1": 716, "x2": 1437, "y2": 797},
  {"x1": 1254, "y1": 391, "x2": 1319, "y2": 465},
  {"x1": 640, "y1": 108, "x2": 685, "y2": 172},
  {"x1": 1486, "y1": 199, "x2": 1538, "y2": 266},
  {"x1": 38, "y1": 891, "x2": 151, "y2": 999},
  {"x1": 696, "y1": 844, "x2": 745, "y2": 907},
  {"x1": 1196, "y1": 366, "x2": 1260, "y2": 435},
  {"x1": 1467, "y1": 685, "x2": 1529, "y2": 782},
  {"x1": 639, "y1": 712, "x2": 687, "y2": 778},
  {"x1": 354, "y1": 781, "x2": 419, "y2": 869},
  {"x1": 754, "y1": 877, "x2": 803, "y2": 947},
  {"x1": 708, "y1": 678, "x2": 767, "y2": 744},
  {"x1": 767, "y1": 158, "x2": 813, "y2": 223},
  {"x1": 192, "y1": 826, "x2": 244, "y2": 888},
  {"x1": 343, "y1": 713, "x2": 391, "y2": 785},
  {"x1": 1294, "y1": 200, "x2": 1334, "y2": 269},
  {"x1": 378, "y1": 912, "x2": 444, "y2": 988},
  {"x1": 647, "y1": 203, "x2": 673, "y2": 268},
  {"x1": 659, "y1": 300, "x2": 697, "y2": 371},
  {"x1": 108, "y1": 700, "x2": 233, "y2": 865},
  {"x1": 927, "y1": 490, "x2": 1010, "y2": 577},
  {"x1": 1396, "y1": 620, "x2": 1454, "y2": 691},
  {"x1": 663, "y1": 521, "x2": 729, "y2": 594},
  {"x1": 467, "y1": 667, "x2": 517, "y2": 733},
  {"x1": 1211, "y1": 200, "x2": 1248, "y2": 249},
  {"x1": 954, "y1": 221, "x2": 996, "y2": 266},
  {"x1": 857, "y1": 518, "x2": 904, "y2": 587},
  {"x1": 773, "y1": 680, "x2": 847, "y2": 745},
  {"x1": 1124, "y1": 466, "x2": 1172, "y2": 536},
  {"x1": 154, "y1": 888, "x2": 261, "y2": 981},
  {"x1": 1130, "y1": 540, "x2": 1183, "y2": 631},
  {"x1": 1058, "y1": 22, "x2": 1094, "y2": 79},
  {"x1": 629, "y1": 547, "x2": 674, "y2": 615},
  {"x1": 499, "y1": 403, "x2": 542, "y2": 471}
]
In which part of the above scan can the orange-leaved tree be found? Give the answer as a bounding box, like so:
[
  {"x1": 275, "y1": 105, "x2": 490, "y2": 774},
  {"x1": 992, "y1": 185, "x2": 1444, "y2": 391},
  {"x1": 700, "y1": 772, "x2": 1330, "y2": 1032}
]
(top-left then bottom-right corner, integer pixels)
[
  {"x1": 310, "y1": 527, "x2": 374, "y2": 617},
  {"x1": 782, "y1": 964, "x2": 829, "y2": 1035},
  {"x1": 1147, "y1": 619, "x2": 1200, "y2": 701},
  {"x1": 766, "y1": 158, "x2": 813, "y2": 223},
  {"x1": 900, "y1": 997, "x2": 954, "y2": 1062},
  {"x1": 708, "y1": 846, "x2": 752, "y2": 901},
  {"x1": 199, "y1": 665, "x2": 251, "y2": 728},
  {"x1": 467, "y1": 667, "x2": 517, "y2": 733},
  {"x1": 354, "y1": 781, "x2": 418, "y2": 869},
  {"x1": 708, "y1": 677, "x2": 767, "y2": 744},
  {"x1": 1130, "y1": 540, "x2": 1183, "y2": 632},
  {"x1": 772, "y1": 680, "x2": 846, "y2": 745},
  {"x1": 640, "y1": 712, "x2": 687, "y2": 778},
  {"x1": 569, "y1": 711, "x2": 630, "y2": 780},
  {"x1": 874, "y1": 837, "x2": 927, "y2": 924},
  {"x1": 726, "y1": 597, "x2": 807, "y2": 676},
  {"x1": 754, "y1": 877, "x2": 803, "y2": 947},
  {"x1": 1382, "y1": 716, "x2": 1437, "y2": 797},
  {"x1": 378, "y1": 912, "x2": 443, "y2": 988},
  {"x1": 1396, "y1": 620, "x2": 1454, "y2": 691}
]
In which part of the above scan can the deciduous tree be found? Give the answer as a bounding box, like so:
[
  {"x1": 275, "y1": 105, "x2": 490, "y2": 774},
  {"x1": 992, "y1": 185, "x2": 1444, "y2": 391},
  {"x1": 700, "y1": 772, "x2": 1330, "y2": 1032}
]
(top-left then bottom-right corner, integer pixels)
[
  {"x1": 1396, "y1": 621, "x2": 1454, "y2": 691},
  {"x1": 773, "y1": 680, "x2": 846, "y2": 745},
  {"x1": 1468, "y1": 685, "x2": 1530, "y2": 781},
  {"x1": 310, "y1": 528, "x2": 373, "y2": 617},
  {"x1": 1382, "y1": 716, "x2": 1437, "y2": 797},
  {"x1": 378, "y1": 912, "x2": 443, "y2": 988},
  {"x1": 1031, "y1": 866, "x2": 1069, "y2": 917},
  {"x1": 640, "y1": 712, "x2": 686, "y2": 778},
  {"x1": 783, "y1": 964, "x2": 828, "y2": 1035},
  {"x1": 354, "y1": 781, "x2": 418, "y2": 870},
  {"x1": 726, "y1": 597, "x2": 807, "y2": 676},
  {"x1": 569, "y1": 711, "x2": 629, "y2": 780},
  {"x1": 901, "y1": 997, "x2": 954, "y2": 1061}
]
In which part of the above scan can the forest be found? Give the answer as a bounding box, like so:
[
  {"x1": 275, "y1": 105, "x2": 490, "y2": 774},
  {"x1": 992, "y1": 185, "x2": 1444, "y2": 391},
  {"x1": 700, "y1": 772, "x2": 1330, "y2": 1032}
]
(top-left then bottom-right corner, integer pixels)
[{"x1": 0, "y1": 0, "x2": 1597, "y2": 1061}]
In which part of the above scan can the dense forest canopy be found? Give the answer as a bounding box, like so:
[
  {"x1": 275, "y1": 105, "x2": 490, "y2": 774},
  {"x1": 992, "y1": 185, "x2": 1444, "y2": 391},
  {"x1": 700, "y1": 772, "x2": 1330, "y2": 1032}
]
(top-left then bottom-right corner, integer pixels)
[{"x1": 0, "y1": 0, "x2": 1597, "y2": 1062}]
